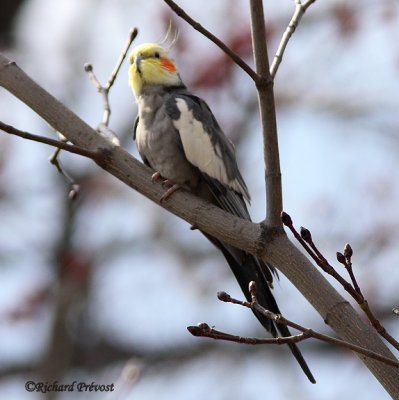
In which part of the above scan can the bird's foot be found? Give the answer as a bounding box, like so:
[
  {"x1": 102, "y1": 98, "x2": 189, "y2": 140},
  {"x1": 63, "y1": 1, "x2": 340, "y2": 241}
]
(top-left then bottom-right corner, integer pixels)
[
  {"x1": 160, "y1": 183, "x2": 181, "y2": 202},
  {"x1": 151, "y1": 173, "x2": 182, "y2": 202}
]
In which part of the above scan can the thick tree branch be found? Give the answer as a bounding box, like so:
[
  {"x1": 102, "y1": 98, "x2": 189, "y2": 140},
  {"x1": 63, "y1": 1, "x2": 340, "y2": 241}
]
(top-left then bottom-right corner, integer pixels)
[
  {"x1": 0, "y1": 55, "x2": 259, "y2": 253},
  {"x1": 249, "y1": 0, "x2": 283, "y2": 228},
  {"x1": 1, "y1": 54, "x2": 399, "y2": 398}
]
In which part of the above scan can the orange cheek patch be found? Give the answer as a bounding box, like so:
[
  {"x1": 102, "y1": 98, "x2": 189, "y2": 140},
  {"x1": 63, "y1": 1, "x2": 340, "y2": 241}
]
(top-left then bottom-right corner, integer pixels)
[{"x1": 160, "y1": 58, "x2": 177, "y2": 72}]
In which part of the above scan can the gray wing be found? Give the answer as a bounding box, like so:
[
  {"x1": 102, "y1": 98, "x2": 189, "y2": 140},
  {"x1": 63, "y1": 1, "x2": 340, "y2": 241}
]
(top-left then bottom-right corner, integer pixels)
[{"x1": 165, "y1": 93, "x2": 250, "y2": 203}]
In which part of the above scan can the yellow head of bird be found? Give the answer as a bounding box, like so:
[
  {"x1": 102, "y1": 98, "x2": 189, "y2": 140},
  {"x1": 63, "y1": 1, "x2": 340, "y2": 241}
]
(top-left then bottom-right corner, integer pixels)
[{"x1": 128, "y1": 43, "x2": 181, "y2": 99}]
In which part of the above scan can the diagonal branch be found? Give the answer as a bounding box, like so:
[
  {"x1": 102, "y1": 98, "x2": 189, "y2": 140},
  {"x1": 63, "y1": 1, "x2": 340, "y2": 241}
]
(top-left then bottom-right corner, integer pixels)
[
  {"x1": 270, "y1": 0, "x2": 317, "y2": 78},
  {"x1": 106, "y1": 27, "x2": 138, "y2": 91},
  {"x1": 163, "y1": 0, "x2": 260, "y2": 83},
  {"x1": 0, "y1": 121, "x2": 102, "y2": 160},
  {"x1": 85, "y1": 27, "x2": 138, "y2": 127},
  {"x1": 204, "y1": 286, "x2": 399, "y2": 369}
]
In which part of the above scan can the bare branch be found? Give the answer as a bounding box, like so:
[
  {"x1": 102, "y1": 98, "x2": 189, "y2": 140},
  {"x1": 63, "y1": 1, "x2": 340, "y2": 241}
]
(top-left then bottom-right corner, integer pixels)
[
  {"x1": 282, "y1": 211, "x2": 399, "y2": 352},
  {"x1": 46, "y1": 29, "x2": 137, "y2": 191},
  {"x1": 206, "y1": 284, "x2": 399, "y2": 369},
  {"x1": 47, "y1": 135, "x2": 80, "y2": 199},
  {"x1": 85, "y1": 27, "x2": 138, "y2": 126},
  {"x1": 163, "y1": 0, "x2": 260, "y2": 83},
  {"x1": 188, "y1": 322, "x2": 311, "y2": 345},
  {"x1": 270, "y1": 0, "x2": 317, "y2": 78},
  {"x1": 342, "y1": 243, "x2": 362, "y2": 295},
  {"x1": 0, "y1": 121, "x2": 102, "y2": 160},
  {"x1": 106, "y1": 27, "x2": 138, "y2": 90}
]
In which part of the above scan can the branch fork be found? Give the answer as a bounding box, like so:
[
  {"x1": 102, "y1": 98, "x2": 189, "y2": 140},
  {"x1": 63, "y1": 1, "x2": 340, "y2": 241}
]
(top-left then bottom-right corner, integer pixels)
[{"x1": 187, "y1": 281, "x2": 399, "y2": 369}]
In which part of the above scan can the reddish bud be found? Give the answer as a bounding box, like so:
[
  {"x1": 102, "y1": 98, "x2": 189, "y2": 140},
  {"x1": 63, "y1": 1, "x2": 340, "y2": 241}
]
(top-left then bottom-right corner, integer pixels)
[
  {"x1": 336, "y1": 252, "x2": 346, "y2": 265},
  {"x1": 280, "y1": 211, "x2": 293, "y2": 227},
  {"x1": 68, "y1": 189, "x2": 78, "y2": 200},
  {"x1": 187, "y1": 326, "x2": 201, "y2": 336},
  {"x1": 68, "y1": 184, "x2": 80, "y2": 200},
  {"x1": 217, "y1": 291, "x2": 231, "y2": 302},
  {"x1": 249, "y1": 281, "x2": 257, "y2": 296},
  {"x1": 129, "y1": 27, "x2": 138, "y2": 41},
  {"x1": 344, "y1": 243, "x2": 353, "y2": 258},
  {"x1": 300, "y1": 227, "x2": 312, "y2": 243},
  {"x1": 197, "y1": 322, "x2": 211, "y2": 333}
]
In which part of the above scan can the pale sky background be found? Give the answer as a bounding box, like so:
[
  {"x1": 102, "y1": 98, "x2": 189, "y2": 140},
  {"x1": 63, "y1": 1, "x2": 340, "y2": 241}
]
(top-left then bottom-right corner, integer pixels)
[{"x1": 0, "y1": 0, "x2": 399, "y2": 399}]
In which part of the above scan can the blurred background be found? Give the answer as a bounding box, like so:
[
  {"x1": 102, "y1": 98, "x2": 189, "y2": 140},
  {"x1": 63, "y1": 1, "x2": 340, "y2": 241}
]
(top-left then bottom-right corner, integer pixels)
[{"x1": 0, "y1": 0, "x2": 399, "y2": 399}]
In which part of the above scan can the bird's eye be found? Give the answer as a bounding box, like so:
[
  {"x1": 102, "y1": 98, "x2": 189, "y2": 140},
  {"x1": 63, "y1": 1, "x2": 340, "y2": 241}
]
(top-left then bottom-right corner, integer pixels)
[{"x1": 154, "y1": 52, "x2": 160, "y2": 59}]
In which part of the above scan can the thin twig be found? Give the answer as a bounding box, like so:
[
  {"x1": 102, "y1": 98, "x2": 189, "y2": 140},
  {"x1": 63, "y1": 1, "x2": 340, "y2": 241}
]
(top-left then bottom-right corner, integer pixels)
[
  {"x1": 49, "y1": 146, "x2": 64, "y2": 174},
  {"x1": 48, "y1": 142, "x2": 80, "y2": 199},
  {"x1": 343, "y1": 243, "x2": 362, "y2": 295},
  {"x1": 300, "y1": 226, "x2": 328, "y2": 264},
  {"x1": 163, "y1": 0, "x2": 260, "y2": 84},
  {"x1": 204, "y1": 284, "x2": 399, "y2": 369},
  {"x1": 188, "y1": 323, "x2": 311, "y2": 345},
  {"x1": 270, "y1": 0, "x2": 317, "y2": 78},
  {"x1": 282, "y1": 212, "x2": 362, "y2": 299},
  {"x1": 45, "y1": 29, "x2": 136, "y2": 197},
  {"x1": 47, "y1": 134, "x2": 79, "y2": 197},
  {"x1": 107, "y1": 27, "x2": 138, "y2": 90},
  {"x1": 85, "y1": 27, "x2": 138, "y2": 126},
  {"x1": 0, "y1": 121, "x2": 101, "y2": 160},
  {"x1": 282, "y1": 211, "x2": 399, "y2": 352}
]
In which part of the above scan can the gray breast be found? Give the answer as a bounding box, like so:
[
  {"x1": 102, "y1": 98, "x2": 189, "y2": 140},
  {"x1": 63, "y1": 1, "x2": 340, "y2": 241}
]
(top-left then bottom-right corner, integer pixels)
[{"x1": 136, "y1": 92, "x2": 201, "y2": 190}]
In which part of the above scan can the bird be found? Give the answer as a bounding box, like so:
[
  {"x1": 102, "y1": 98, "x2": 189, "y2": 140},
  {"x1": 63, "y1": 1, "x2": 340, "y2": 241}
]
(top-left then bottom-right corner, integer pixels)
[{"x1": 128, "y1": 42, "x2": 315, "y2": 383}]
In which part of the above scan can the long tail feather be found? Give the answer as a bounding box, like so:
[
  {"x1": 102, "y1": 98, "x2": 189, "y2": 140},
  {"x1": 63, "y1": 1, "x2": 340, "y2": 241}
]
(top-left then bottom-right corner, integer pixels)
[{"x1": 204, "y1": 233, "x2": 316, "y2": 384}]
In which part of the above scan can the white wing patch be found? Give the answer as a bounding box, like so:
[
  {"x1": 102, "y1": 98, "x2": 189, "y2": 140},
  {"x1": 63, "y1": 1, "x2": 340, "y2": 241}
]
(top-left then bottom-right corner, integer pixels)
[{"x1": 173, "y1": 98, "x2": 244, "y2": 196}]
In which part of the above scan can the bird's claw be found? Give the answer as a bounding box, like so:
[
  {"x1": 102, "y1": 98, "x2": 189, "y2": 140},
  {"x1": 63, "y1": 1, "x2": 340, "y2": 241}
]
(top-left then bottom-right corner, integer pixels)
[
  {"x1": 151, "y1": 171, "x2": 162, "y2": 183},
  {"x1": 151, "y1": 172, "x2": 181, "y2": 202},
  {"x1": 160, "y1": 183, "x2": 181, "y2": 202},
  {"x1": 162, "y1": 179, "x2": 174, "y2": 187}
]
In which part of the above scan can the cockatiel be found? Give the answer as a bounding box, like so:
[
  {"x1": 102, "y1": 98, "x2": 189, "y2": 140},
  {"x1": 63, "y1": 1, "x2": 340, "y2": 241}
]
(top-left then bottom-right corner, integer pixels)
[{"x1": 128, "y1": 43, "x2": 315, "y2": 383}]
